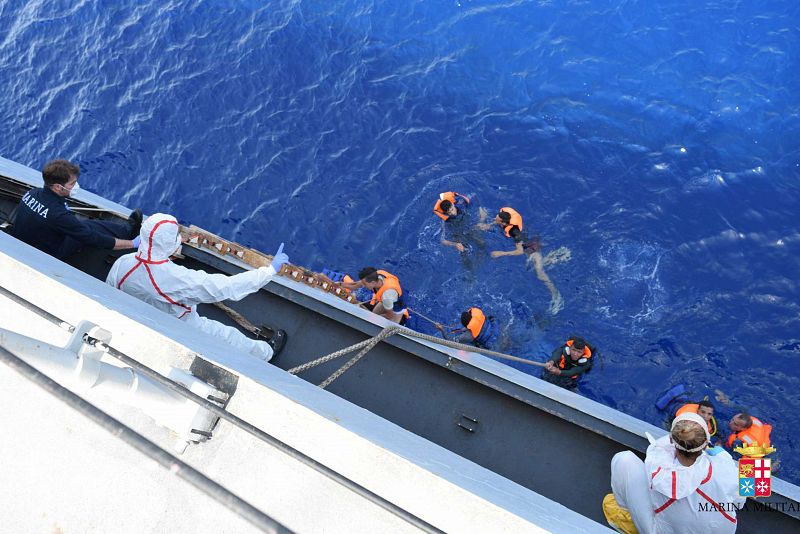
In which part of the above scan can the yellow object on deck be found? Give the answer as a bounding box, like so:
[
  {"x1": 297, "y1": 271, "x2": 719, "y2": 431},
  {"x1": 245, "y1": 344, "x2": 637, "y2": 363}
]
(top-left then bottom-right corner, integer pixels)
[{"x1": 602, "y1": 493, "x2": 638, "y2": 534}]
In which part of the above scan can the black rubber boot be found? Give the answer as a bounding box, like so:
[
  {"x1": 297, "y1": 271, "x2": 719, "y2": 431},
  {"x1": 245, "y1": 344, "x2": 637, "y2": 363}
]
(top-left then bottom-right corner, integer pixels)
[{"x1": 266, "y1": 329, "x2": 287, "y2": 358}]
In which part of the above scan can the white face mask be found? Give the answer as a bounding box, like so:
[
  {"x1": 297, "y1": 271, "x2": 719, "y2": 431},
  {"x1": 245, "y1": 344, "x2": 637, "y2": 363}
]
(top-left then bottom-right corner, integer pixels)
[
  {"x1": 173, "y1": 233, "x2": 183, "y2": 256},
  {"x1": 57, "y1": 182, "x2": 79, "y2": 196}
]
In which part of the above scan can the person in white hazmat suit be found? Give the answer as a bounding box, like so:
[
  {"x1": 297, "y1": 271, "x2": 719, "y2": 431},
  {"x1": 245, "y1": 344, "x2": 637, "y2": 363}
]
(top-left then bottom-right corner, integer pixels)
[
  {"x1": 106, "y1": 213, "x2": 288, "y2": 362},
  {"x1": 604, "y1": 411, "x2": 745, "y2": 534}
]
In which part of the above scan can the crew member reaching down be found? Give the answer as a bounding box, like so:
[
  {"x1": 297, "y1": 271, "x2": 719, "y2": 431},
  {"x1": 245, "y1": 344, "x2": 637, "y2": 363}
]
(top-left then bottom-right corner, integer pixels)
[
  {"x1": 726, "y1": 413, "x2": 772, "y2": 450},
  {"x1": 341, "y1": 267, "x2": 409, "y2": 324},
  {"x1": 433, "y1": 191, "x2": 471, "y2": 252},
  {"x1": 543, "y1": 336, "x2": 594, "y2": 388},
  {"x1": 604, "y1": 413, "x2": 744, "y2": 534},
  {"x1": 10, "y1": 159, "x2": 141, "y2": 259},
  {"x1": 106, "y1": 213, "x2": 288, "y2": 362}
]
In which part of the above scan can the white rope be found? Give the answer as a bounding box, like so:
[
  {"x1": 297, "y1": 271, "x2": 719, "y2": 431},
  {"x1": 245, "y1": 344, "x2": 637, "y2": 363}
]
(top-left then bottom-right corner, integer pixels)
[{"x1": 288, "y1": 326, "x2": 546, "y2": 390}]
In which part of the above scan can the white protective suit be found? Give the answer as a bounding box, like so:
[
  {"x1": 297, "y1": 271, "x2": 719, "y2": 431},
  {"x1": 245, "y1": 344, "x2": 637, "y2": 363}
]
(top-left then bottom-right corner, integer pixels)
[
  {"x1": 611, "y1": 412, "x2": 745, "y2": 534},
  {"x1": 106, "y1": 213, "x2": 276, "y2": 362}
]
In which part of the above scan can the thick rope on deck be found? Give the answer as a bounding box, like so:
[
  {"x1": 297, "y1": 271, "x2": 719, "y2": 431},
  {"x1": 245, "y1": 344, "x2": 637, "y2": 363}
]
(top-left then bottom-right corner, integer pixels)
[
  {"x1": 318, "y1": 327, "x2": 401, "y2": 389},
  {"x1": 286, "y1": 331, "x2": 399, "y2": 376},
  {"x1": 288, "y1": 326, "x2": 545, "y2": 390},
  {"x1": 214, "y1": 302, "x2": 260, "y2": 335}
]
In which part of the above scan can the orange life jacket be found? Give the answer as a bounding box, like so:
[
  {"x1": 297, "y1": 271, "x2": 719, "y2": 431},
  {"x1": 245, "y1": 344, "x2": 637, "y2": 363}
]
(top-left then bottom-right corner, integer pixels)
[
  {"x1": 370, "y1": 270, "x2": 406, "y2": 315},
  {"x1": 727, "y1": 417, "x2": 772, "y2": 448},
  {"x1": 433, "y1": 192, "x2": 459, "y2": 221},
  {"x1": 558, "y1": 339, "x2": 593, "y2": 378},
  {"x1": 466, "y1": 307, "x2": 487, "y2": 339},
  {"x1": 499, "y1": 207, "x2": 523, "y2": 237},
  {"x1": 675, "y1": 403, "x2": 716, "y2": 435}
]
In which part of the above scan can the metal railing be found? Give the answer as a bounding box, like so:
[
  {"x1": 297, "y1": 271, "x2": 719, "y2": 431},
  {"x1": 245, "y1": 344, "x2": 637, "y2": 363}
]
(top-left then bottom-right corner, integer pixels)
[
  {"x1": 0, "y1": 344, "x2": 292, "y2": 534},
  {"x1": 0, "y1": 284, "x2": 442, "y2": 534}
]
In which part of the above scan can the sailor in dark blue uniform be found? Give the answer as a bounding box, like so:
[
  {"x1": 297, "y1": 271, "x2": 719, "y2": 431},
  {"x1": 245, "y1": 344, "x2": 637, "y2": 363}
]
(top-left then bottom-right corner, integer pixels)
[{"x1": 9, "y1": 159, "x2": 141, "y2": 259}]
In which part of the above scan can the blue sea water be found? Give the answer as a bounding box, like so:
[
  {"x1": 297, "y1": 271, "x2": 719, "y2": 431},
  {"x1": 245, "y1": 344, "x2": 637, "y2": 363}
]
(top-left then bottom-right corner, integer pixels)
[{"x1": 1, "y1": 0, "x2": 799, "y2": 483}]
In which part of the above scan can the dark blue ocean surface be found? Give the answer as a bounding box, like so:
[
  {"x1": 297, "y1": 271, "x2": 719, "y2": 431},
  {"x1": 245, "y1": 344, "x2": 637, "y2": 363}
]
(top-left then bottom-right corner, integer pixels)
[{"x1": 1, "y1": 1, "x2": 798, "y2": 482}]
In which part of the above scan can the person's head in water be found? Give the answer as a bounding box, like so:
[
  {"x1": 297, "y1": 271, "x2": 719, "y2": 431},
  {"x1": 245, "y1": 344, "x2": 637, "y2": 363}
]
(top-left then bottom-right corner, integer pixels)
[
  {"x1": 495, "y1": 210, "x2": 511, "y2": 226},
  {"x1": 438, "y1": 199, "x2": 457, "y2": 217},
  {"x1": 358, "y1": 267, "x2": 382, "y2": 290},
  {"x1": 43, "y1": 159, "x2": 80, "y2": 197},
  {"x1": 460, "y1": 310, "x2": 472, "y2": 328},
  {"x1": 697, "y1": 400, "x2": 715, "y2": 423},
  {"x1": 729, "y1": 412, "x2": 753, "y2": 433},
  {"x1": 671, "y1": 418, "x2": 708, "y2": 461},
  {"x1": 566, "y1": 337, "x2": 586, "y2": 360}
]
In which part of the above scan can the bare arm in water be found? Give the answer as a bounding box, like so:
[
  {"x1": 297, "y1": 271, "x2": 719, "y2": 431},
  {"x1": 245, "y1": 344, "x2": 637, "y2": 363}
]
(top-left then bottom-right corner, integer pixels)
[
  {"x1": 339, "y1": 279, "x2": 364, "y2": 290},
  {"x1": 491, "y1": 225, "x2": 525, "y2": 257},
  {"x1": 476, "y1": 207, "x2": 521, "y2": 255},
  {"x1": 441, "y1": 220, "x2": 465, "y2": 252},
  {"x1": 476, "y1": 207, "x2": 493, "y2": 231},
  {"x1": 442, "y1": 238, "x2": 465, "y2": 252},
  {"x1": 491, "y1": 241, "x2": 524, "y2": 257}
]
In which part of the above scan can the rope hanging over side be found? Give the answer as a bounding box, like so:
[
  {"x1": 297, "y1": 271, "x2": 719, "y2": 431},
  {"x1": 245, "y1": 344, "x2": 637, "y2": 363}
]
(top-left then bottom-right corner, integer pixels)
[
  {"x1": 318, "y1": 327, "x2": 401, "y2": 389},
  {"x1": 286, "y1": 333, "x2": 396, "y2": 375},
  {"x1": 403, "y1": 329, "x2": 547, "y2": 368},
  {"x1": 288, "y1": 325, "x2": 546, "y2": 389}
]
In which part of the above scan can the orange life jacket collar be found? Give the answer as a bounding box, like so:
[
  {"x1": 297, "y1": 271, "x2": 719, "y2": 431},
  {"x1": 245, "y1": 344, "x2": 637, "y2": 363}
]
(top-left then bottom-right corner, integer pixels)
[
  {"x1": 675, "y1": 403, "x2": 715, "y2": 434},
  {"x1": 433, "y1": 192, "x2": 457, "y2": 221},
  {"x1": 566, "y1": 338, "x2": 592, "y2": 357},
  {"x1": 370, "y1": 269, "x2": 403, "y2": 306},
  {"x1": 559, "y1": 339, "x2": 592, "y2": 369},
  {"x1": 466, "y1": 307, "x2": 486, "y2": 339},
  {"x1": 499, "y1": 207, "x2": 523, "y2": 237},
  {"x1": 727, "y1": 416, "x2": 772, "y2": 448}
]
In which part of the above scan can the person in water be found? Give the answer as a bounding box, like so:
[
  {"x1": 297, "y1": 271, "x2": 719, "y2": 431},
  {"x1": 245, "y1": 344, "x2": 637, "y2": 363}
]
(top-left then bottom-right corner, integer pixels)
[
  {"x1": 673, "y1": 400, "x2": 717, "y2": 438},
  {"x1": 340, "y1": 267, "x2": 409, "y2": 324},
  {"x1": 434, "y1": 307, "x2": 495, "y2": 348},
  {"x1": 476, "y1": 206, "x2": 525, "y2": 257},
  {"x1": 432, "y1": 191, "x2": 471, "y2": 252},
  {"x1": 10, "y1": 159, "x2": 141, "y2": 260},
  {"x1": 476, "y1": 206, "x2": 564, "y2": 314},
  {"x1": 726, "y1": 412, "x2": 773, "y2": 450},
  {"x1": 543, "y1": 336, "x2": 595, "y2": 388}
]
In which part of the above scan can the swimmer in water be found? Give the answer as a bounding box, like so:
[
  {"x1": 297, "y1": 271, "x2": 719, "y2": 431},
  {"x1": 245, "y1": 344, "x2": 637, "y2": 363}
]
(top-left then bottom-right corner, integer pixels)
[{"x1": 476, "y1": 206, "x2": 566, "y2": 314}]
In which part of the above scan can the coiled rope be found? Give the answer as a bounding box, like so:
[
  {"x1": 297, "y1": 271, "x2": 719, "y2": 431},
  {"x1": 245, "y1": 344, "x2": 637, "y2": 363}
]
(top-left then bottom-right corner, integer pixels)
[{"x1": 288, "y1": 326, "x2": 545, "y2": 389}]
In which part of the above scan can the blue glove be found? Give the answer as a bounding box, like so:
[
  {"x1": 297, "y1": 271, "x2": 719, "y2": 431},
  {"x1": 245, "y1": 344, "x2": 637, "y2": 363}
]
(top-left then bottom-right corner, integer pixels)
[
  {"x1": 271, "y1": 242, "x2": 289, "y2": 271},
  {"x1": 132, "y1": 236, "x2": 141, "y2": 248},
  {"x1": 707, "y1": 446, "x2": 725, "y2": 456}
]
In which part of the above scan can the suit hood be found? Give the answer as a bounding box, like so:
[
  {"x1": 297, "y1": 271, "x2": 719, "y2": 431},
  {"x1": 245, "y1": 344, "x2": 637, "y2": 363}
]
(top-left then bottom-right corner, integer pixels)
[
  {"x1": 137, "y1": 213, "x2": 182, "y2": 262},
  {"x1": 646, "y1": 435, "x2": 712, "y2": 500}
]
